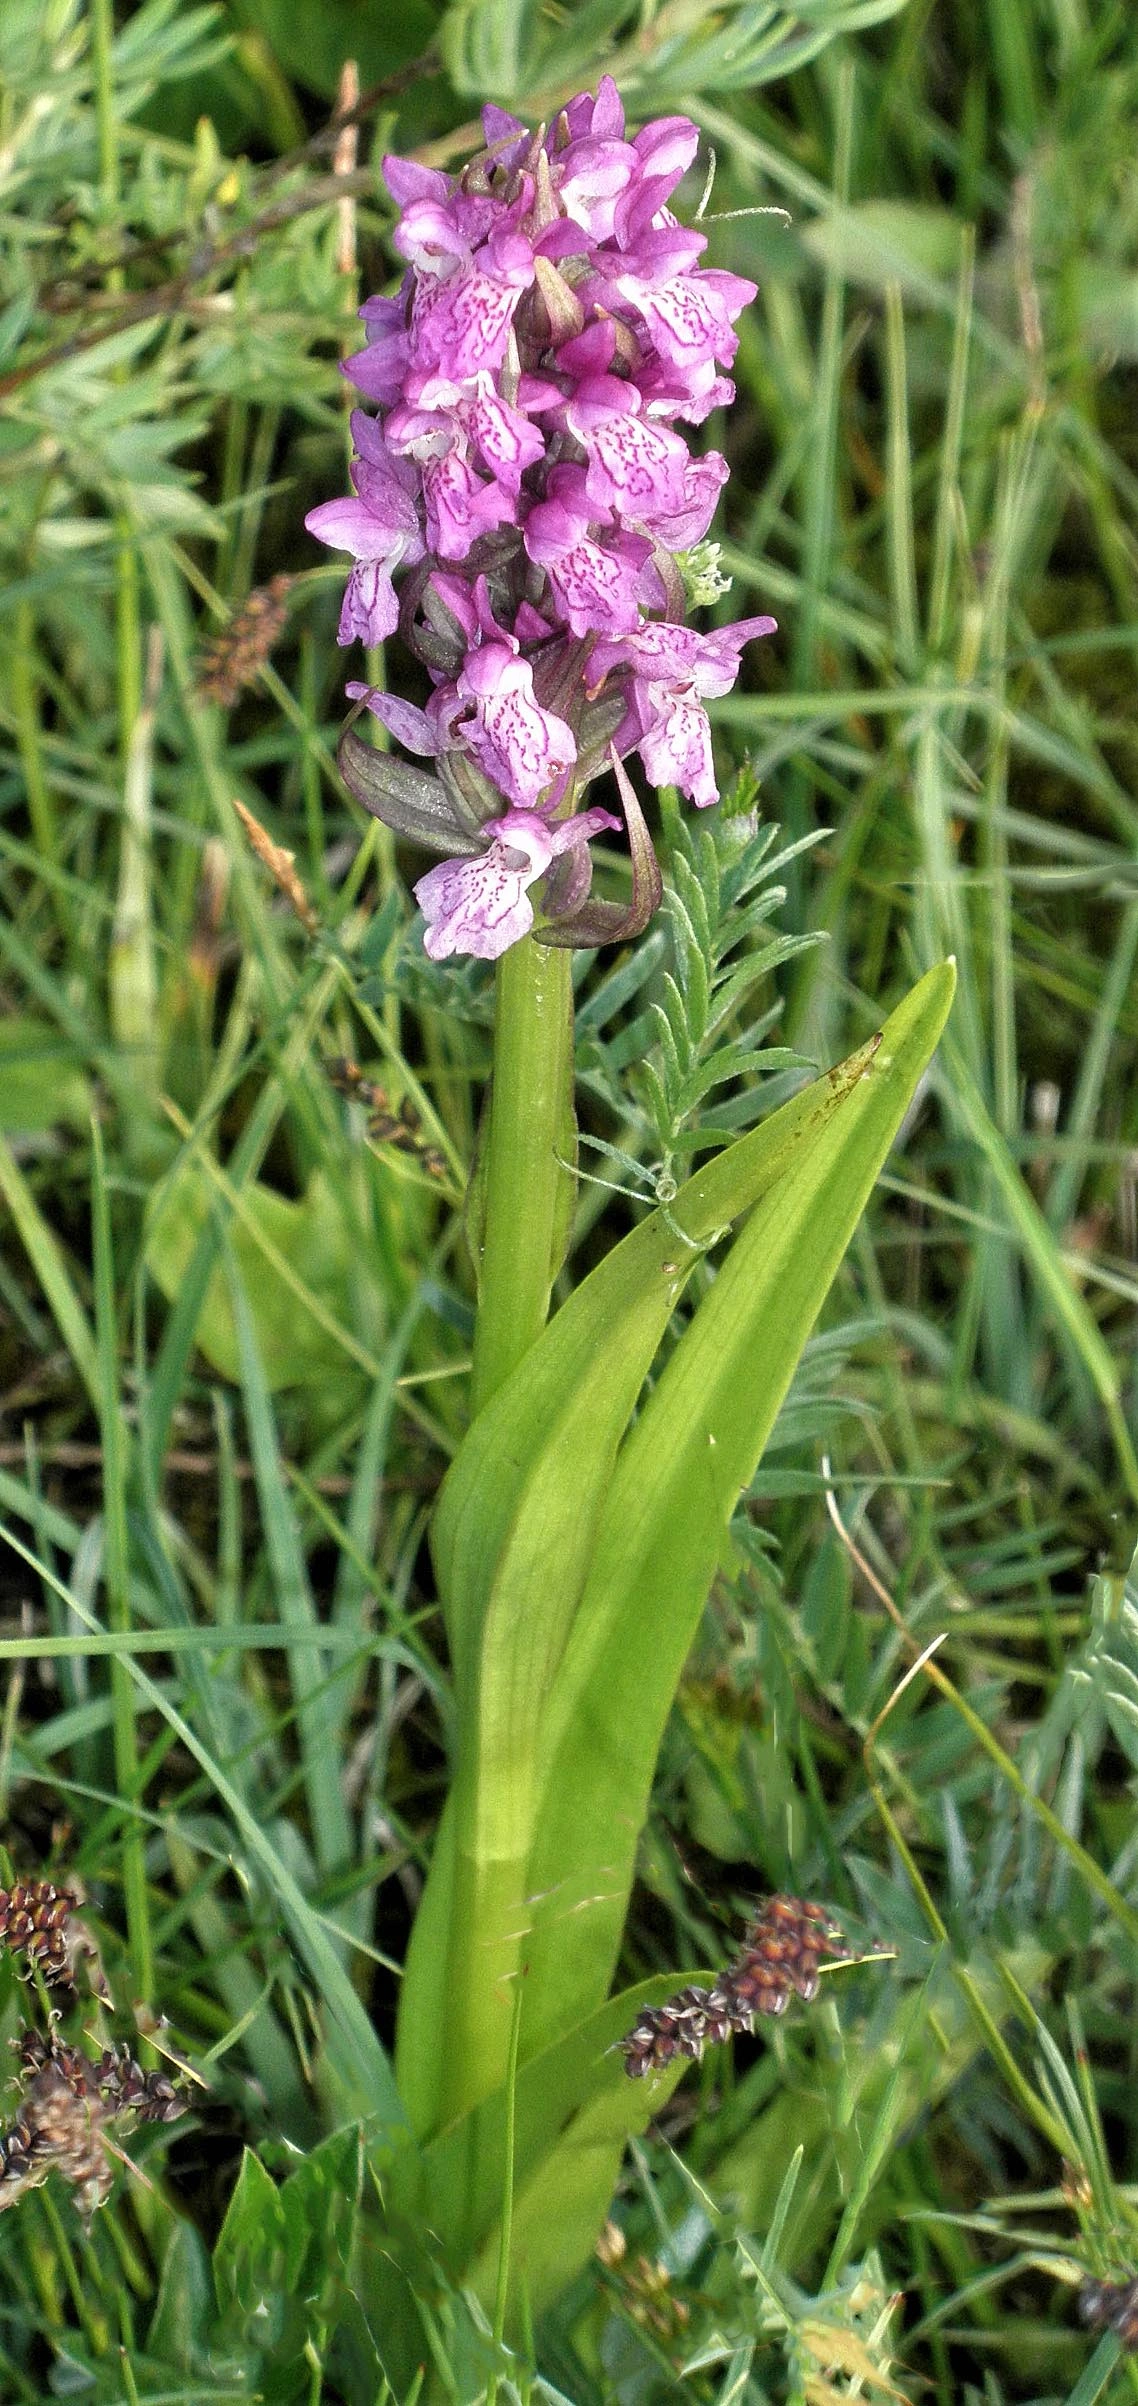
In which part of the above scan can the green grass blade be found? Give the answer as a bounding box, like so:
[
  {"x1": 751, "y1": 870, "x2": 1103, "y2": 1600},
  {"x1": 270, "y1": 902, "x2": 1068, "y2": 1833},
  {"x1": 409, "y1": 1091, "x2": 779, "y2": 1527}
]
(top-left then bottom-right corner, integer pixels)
[
  {"x1": 90, "y1": 1116, "x2": 152, "y2": 1998},
  {"x1": 227, "y1": 1251, "x2": 355, "y2": 1888},
  {"x1": 0, "y1": 1515, "x2": 408, "y2": 2136},
  {"x1": 940, "y1": 1038, "x2": 1138, "y2": 1506},
  {"x1": 0, "y1": 1131, "x2": 98, "y2": 1410}
]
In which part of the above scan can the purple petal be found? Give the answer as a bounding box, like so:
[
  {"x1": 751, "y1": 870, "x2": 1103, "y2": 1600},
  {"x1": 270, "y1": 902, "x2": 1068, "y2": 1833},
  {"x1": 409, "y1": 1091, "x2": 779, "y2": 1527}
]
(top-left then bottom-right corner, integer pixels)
[
  {"x1": 359, "y1": 288, "x2": 410, "y2": 337},
  {"x1": 462, "y1": 376, "x2": 545, "y2": 492},
  {"x1": 557, "y1": 137, "x2": 637, "y2": 242},
  {"x1": 305, "y1": 494, "x2": 389, "y2": 559},
  {"x1": 691, "y1": 614, "x2": 778, "y2": 696},
  {"x1": 414, "y1": 268, "x2": 529, "y2": 381},
  {"x1": 482, "y1": 103, "x2": 527, "y2": 150},
  {"x1": 554, "y1": 319, "x2": 618, "y2": 380},
  {"x1": 525, "y1": 506, "x2": 649, "y2": 637},
  {"x1": 614, "y1": 268, "x2": 755, "y2": 369},
  {"x1": 345, "y1": 330, "x2": 409, "y2": 404},
  {"x1": 383, "y1": 156, "x2": 451, "y2": 209},
  {"x1": 566, "y1": 385, "x2": 691, "y2": 520},
  {"x1": 589, "y1": 76, "x2": 625, "y2": 138},
  {"x1": 645, "y1": 452, "x2": 729, "y2": 550},
  {"x1": 337, "y1": 561, "x2": 400, "y2": 646},
  {"x1": 548, "y1": 803, "x2": 621, "y2": 852},
  {"x1": 636, "y1": 686, "x2": 718, "y2": 806},
  {"x1": 345, "y1": 685, "x2": 440, "y2": 754},
  {"x1": 394, "y1": 198, "x2": 472, "y2": 282},
  {"x1": 421, "y1": 448, "x2": 514, "y2": 560},
  {"x1": 637, "y1": 359, "x2": 735, "y2": 425},
  {"x1": 514, "y1": 599, "x2": 554, "y2": 645},
  {"x1": 589, "y1": 622, "x2": 700, "y2": 686},
  {"x1": 631, "y1": 115, "x2": 699, "y2": 187},
  {"x1": 307, "y1": 440, "x2": 421, "y2": 567}
]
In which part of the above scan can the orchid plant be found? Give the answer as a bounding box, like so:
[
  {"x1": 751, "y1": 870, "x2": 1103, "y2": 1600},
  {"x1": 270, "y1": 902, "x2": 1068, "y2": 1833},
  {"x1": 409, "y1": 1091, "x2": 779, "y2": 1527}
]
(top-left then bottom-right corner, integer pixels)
[{"x1": 306, "y1": 79, "x2": 954, "y2": 2366}]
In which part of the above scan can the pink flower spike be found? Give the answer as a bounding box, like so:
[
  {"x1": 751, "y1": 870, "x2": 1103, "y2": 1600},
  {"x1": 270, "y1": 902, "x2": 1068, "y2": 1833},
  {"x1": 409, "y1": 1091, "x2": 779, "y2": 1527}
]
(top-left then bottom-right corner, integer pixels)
[{"x1": 306, "y1": 77, "x2": 774, "y2": 953}]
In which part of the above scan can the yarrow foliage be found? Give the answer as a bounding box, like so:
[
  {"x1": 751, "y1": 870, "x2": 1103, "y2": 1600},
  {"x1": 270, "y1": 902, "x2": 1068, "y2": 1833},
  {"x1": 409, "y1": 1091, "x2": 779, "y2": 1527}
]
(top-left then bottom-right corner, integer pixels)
[{"x1": 307, "y1": 78, "x2": 775, "y2": 959}]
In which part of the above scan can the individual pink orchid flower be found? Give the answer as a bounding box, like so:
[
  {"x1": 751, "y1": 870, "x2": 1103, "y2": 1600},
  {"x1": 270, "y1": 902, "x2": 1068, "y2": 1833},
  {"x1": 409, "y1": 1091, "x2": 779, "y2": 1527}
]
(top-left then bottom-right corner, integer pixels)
[{"x1": 414, "y1": 806, "x2": 618, "y2": 960}]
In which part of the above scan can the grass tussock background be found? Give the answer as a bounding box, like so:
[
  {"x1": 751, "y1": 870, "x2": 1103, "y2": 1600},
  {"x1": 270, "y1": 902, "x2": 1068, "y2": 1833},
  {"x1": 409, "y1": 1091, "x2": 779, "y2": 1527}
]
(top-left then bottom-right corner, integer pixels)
[{"x1": 2, "y1": 0, "x2": 1138, "y2": 2397}]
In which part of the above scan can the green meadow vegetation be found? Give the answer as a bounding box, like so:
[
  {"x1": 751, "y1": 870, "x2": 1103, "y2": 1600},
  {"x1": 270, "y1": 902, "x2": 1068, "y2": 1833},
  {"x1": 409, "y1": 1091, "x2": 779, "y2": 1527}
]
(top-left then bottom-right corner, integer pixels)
[{"x1": 2, "y1": 0, "x2": 1138, "y2": 2397}]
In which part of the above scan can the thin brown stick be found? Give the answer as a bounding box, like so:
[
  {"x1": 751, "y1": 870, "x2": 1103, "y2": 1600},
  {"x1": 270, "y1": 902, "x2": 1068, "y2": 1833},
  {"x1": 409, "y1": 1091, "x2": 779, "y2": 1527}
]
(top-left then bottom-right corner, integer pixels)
[{"x1": 334, "y1": 60, "x2": 361, "y2": 281}]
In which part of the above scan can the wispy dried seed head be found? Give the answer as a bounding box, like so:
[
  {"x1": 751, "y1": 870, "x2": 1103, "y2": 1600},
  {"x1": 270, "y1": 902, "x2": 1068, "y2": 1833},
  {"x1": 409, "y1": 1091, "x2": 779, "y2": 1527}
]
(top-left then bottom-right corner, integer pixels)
[
  {"x1": 197, "y1": 575, "x2": 294, "y2": 706},
  {"x1": 0, "y1": 2030, "x2": 189, "y2": 2222}
]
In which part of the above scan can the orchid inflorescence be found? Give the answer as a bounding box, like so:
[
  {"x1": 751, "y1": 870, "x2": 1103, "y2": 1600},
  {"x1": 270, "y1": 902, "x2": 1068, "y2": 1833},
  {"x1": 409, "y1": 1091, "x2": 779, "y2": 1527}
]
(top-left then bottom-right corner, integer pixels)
[{"x1": 307, "y1": 77, "x2": 775, "y2": 961}]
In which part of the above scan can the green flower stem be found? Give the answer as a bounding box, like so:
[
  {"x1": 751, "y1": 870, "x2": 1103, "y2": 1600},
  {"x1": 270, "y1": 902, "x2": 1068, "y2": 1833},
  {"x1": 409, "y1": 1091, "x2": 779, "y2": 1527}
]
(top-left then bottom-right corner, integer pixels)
[{"x1": 470, "y1": 936, "x2": 575, "y2": 1419}]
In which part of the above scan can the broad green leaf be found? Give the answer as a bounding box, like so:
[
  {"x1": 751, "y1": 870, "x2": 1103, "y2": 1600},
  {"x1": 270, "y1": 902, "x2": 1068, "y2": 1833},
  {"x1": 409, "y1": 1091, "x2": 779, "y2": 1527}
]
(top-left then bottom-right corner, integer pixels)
[
  {"x1": 0, "y1": 1017, "x2": 90, "y2": 1131},
  {"x1": 460, "y1": 2088, "x2": 649, "y2": 2331},
  {"x1": 147, "y1": 1165, "x2": 368, "y2": 1392},
  {"x1": 213, "y1": 2148, "x2": 287, "y2": 2323},
  {"x1": 148, "y1": 2220, "x2": 214, "y2": 2373},
  {"x1": 397, "y1": 1028, "x2": 882, "y2": 2132},
  {"x1": 432, "y1": 1031, "x2": 883, "y2": 1677},
  {"x1": 392, "y1": 1972, "x2": 702, "y2": 2281},
  {"x1": 400, "y1": 969, "x2": 952, "y2": 2138},
  {"x1": 277, "y1": 2124, "x2": 363, "y2": 2297},
  {"x1": 802, "y1": 201, "x2": 962, "y2": 295},
  {"x1": 518, "y1": 962, "x2": 955, "y2": 2060},
  {"x1": 519, "y1": 967, "x2": 952, "y2": 2059}
]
